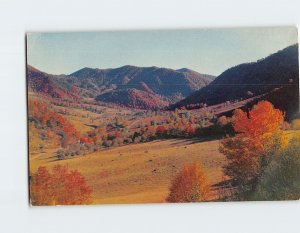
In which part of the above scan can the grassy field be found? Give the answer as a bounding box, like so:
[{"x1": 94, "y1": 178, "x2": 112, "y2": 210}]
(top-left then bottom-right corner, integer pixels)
[{"x1": 29, "y1": 138, "x2": 227, "y2": 204}]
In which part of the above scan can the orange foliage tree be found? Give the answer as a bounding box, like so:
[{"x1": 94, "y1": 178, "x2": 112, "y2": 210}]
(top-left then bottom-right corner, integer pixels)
[
  {"x1": 30, "y1": 165, "x2": 92, "y2": 205},
  {"x1": 220, "y1": 101, "x2": 286, "y2": 192},
  {"x1": 166, "y1": 162, "x2": 211, "y2": 202}
]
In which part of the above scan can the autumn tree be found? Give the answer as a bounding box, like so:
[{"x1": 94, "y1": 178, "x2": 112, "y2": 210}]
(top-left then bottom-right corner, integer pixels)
[
  {"x1": 30, "y1": 165, "x2": 92, "y2": 205},
  {"x1": 166, "y1": 162, "x2": 211, "y2": 202},
  {"x1": 220, "y1": 101, "x2": 286, "y2": 196}
]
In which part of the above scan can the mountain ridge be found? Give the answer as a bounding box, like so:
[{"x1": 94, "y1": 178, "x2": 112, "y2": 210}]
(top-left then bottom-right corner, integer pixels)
[
  {"x1": 170, "y1": 44, "x2": 299, "y2": 119},
  {"x1": 27, "y1": 64, "x2": 215, "y2": 108}
]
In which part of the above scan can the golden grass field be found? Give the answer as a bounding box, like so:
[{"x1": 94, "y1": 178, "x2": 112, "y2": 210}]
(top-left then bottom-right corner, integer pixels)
[{"x1": 29, "y1": 138, "x2": 227, "y2": 204}]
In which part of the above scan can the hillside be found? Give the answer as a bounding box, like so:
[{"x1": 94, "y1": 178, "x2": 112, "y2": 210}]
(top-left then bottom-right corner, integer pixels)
[
  {"x1": 95, "y1": 88, "x2": 169, "y2": 110},
  {"x1": 27, "y1": 65, "x2": 80, "y2": 99},
  {"x1": 170, "y1": 44, "x2": 299, "y2": 119}
]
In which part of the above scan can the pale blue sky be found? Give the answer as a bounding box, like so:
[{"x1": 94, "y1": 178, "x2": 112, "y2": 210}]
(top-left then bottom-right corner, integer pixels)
[{"x1": 27, "y1": 27, "x2": 298, "y2": 76}]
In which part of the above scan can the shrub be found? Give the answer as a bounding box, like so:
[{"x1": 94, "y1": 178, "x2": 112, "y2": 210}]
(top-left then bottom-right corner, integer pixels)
[{"x1": 166, "y1": 162, "x2": 210, "y2": 202}]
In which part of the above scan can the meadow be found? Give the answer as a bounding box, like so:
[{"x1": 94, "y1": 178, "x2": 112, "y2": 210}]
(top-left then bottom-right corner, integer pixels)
[{"x1": 30, "y1": 136, "x2": 227, "y2": 204}]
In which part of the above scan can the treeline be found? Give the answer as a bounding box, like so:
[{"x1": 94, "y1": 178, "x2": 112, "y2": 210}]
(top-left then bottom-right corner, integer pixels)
[{"x1": 55, "y1": 109, "x2": 234, "y2": 160}]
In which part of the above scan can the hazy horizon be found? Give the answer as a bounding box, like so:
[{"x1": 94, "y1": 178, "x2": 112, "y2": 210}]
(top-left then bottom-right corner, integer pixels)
[{"x1": 27, "y1": 27, "x2": 298, "y2": 76}]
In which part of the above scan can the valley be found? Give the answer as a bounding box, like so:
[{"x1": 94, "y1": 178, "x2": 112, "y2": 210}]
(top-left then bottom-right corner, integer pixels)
[{"x1": 27, "y1": 42, "x2": 300, "y2": 205}]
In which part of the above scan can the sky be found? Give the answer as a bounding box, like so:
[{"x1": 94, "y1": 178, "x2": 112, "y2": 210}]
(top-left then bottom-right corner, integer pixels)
[{"x1": 27, "y1": 27, "x2": 298, "y2": 76}]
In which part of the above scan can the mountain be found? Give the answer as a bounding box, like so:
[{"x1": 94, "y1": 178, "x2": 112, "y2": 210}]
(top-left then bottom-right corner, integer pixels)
[
  {"x1": 27, "y1": 65, "x2": 80, "y2": 99},
  {"x1": 95, "y1": 88, "x2": 169, "y2": 110},
  {"x1": 27, "y1": 64, "x2": 215, "y2": 109},
  {"x1": 170, "y1": 44, "x2": 299, "y2": 119},
  {"x1": 70, "y1": 65, "x2": 215, "y2": 103}
]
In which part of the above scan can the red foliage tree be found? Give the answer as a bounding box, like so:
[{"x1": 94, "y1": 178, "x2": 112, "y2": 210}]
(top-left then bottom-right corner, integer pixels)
[{"x1": 30, "y1": 165, "x2": 92, "y2": 205}]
